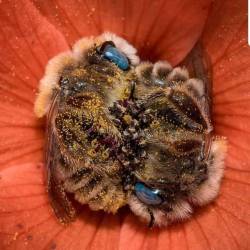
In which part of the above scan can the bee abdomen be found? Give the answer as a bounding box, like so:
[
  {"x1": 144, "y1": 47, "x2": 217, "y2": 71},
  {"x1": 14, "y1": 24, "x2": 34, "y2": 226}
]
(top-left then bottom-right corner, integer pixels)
[
  {"x1": 169, "y1": 90, "x2": 208, "y2": 129},
  {"x1": 63, "y1": 168, "x2": 93, "y2": 192},
  {"x1": 88, "y1": 185, "x2": 126, "y2": 213},
  {"x1": 156, "y1": 103, "x2": 204, "y2": 133},
  {"x1": 73, "y1": 175, "x2": 104, "y2": 203},
  {"x1": 68, "y1": 171, "x2": 126, "y2": 213},
  {"x1": 172, "y1": 139, "x2": 203, "y2": 155}
]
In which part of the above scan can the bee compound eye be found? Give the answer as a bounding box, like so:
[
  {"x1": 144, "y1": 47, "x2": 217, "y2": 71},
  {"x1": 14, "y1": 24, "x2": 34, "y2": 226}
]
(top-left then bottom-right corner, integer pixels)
[
  {"x1": 135, "y1": 182, "x2": 163, "y2": 205},
  {"x1": 101, "y1": 41, "x2": 129, "y2": 70}
]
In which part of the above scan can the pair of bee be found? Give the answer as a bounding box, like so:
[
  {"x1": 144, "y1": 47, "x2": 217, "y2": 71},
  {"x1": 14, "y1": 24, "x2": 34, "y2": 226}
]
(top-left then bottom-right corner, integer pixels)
[{"x1": 34, "y1": 33, "x2": 227, "y2": 227}]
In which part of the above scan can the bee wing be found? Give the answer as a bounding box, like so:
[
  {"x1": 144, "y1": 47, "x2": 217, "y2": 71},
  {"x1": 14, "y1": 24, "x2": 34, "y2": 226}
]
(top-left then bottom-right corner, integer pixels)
[
  {"x1": 180, "y1": 41, "x2": 214, "y2": 158},
  {"x1": 45, "y1": 91, "x2": 78, "y2": 223},
  {"x1": 180, "y1": 41, "x2": 213, "y2": 118}
]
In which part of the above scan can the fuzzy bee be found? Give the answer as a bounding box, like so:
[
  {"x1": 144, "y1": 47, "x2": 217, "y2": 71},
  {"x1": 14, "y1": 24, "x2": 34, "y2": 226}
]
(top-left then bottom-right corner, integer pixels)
[{"x1": 34, "y1": 32, "x2": 227, "y2": 227}]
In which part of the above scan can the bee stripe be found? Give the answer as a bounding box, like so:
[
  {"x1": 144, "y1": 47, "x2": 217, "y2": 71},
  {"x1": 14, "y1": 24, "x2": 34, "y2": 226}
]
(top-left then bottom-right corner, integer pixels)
[
  {"x1": 64, "y1": 170, "x2": 94, "y2": 192},
  {"x1": 169, "y1": 90, "x2": 207, "y2": 129},
  {"x1": 83, "y1": 182, "x2": 107, "y2": 202},
  {"x1": 70, "y1": 168, "x2": 92, "y2": 182},
  {"x1": 173, "y1": 139, "x2": 202, "y2": 154},
  {"x1": 157, "y1": 103, "x2": 203, "y2": 133},
  {"x1": 74, "y1": 175, "x2": 108, "y2": 203},
  {"x1": 142, "y1": 91, "x2": 204, "y2": 133},
  {"x1": 88, "y1": 186, "x2": 109, "y2": 209}
]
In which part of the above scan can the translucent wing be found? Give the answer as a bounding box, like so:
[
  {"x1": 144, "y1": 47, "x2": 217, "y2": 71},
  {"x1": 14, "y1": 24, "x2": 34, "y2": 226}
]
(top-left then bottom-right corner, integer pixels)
[
  {"x1": 46, "y1": 91, "x2": 78, "y2": 223},
  {"x1": 180, "y1": 41, "x2": 213, "y2": 119}
]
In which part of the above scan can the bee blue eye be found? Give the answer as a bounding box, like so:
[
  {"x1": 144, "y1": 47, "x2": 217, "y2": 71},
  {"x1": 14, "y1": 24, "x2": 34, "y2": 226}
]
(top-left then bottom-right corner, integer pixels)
[
  {"x1": 102, "y1": 44, "x2": 129, "y2": 70},
  {"x1": 135, "y1": 182, "x2": 163, "y2": 205}
]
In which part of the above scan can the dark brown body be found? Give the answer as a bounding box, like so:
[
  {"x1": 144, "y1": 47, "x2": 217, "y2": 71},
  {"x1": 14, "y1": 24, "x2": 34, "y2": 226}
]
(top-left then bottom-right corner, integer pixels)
[{"x1": 42, "y1": 36, "x2": 225, "y2": 226}]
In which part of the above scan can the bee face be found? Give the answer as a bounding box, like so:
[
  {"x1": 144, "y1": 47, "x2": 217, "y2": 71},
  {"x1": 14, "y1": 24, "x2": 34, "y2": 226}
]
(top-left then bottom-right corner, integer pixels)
[{"x1": 35, "y1": 33, "x2": 227, "y2": 226}]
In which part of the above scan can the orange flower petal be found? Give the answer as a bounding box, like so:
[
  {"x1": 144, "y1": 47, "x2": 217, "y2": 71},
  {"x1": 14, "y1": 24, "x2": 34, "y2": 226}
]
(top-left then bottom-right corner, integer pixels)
[
  {"x1": 0, "y1": 163, "x2": 123, "y2": 250},
  {"x1": 1, "y1": 0, "x2": 249, "y2": 250},
  {"x1": 203, "y1": 0, "x2": 250, "y2": 173},
  {"x1": 0, "y1": 0, "x2": 69, "y2": 169},
  {"x1": 32, "y1": 0, "x2": 211, "y2": 65},
  {"x1": 189, "y1": 0, "x2": 250, "y2": 249}
]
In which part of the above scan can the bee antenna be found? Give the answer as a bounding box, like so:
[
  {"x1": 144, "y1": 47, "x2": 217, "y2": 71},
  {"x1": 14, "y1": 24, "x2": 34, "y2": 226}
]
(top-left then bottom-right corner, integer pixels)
[{"x1": 147, "y1": 208, "x2": 155, "y2": 228}]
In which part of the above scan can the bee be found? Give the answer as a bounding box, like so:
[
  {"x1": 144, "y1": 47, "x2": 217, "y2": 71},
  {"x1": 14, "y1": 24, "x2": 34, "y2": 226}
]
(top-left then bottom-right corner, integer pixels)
[{"x1": 34, "y1": 32, "x2": 227, "y2": 227}]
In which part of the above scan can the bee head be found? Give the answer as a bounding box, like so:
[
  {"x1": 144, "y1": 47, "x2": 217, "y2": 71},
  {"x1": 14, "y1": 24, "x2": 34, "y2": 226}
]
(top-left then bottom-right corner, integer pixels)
[
  {"x1": 72, "y1": 32, "x2": 139, "y2": 70},
  {"x1": 126, "y1": 142, "x2": 197, "y2": 227},
  {"x1": 127, "y1": 136, "x2": 226, "y2": 227}
]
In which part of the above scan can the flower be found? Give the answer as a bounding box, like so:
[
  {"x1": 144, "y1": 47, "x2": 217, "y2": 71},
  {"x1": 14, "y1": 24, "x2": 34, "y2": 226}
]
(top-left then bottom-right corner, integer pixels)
[{"x1": 0, "y1": 0, "x2": 249, "y2": 249}]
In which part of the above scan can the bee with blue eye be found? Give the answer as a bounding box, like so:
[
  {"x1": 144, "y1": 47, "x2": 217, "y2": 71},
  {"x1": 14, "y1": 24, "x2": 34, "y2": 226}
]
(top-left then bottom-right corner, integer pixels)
[{"x1": 34, "y1": 32, "x2": 227, "y2": 227}]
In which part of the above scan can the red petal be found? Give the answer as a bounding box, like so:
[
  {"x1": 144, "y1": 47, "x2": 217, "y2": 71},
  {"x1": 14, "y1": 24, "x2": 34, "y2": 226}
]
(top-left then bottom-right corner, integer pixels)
[
  {"x1": 0, "y1": 0, "x2": 69, "y2": 169},
  {"x1": 0, "y1": 163, "x2": 122, "y2": 250},
  {"x1": 2, "y1": 0, "x2": 249, "y2": 250},
  {"x1": 191, "y1": 0, "x2": 250, "y2": 249},
  {"x1": 33, "y1": 0, "x2": 211, "y2": 65},
  {"x1": 203, "y1": 0, "x2": 250, "y2": 172}
]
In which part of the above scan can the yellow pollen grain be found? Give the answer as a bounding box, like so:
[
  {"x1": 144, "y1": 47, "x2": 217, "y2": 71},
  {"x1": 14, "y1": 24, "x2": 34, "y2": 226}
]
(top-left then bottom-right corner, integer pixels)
[
  {"x1": 91, "y1": 139, "x2": 98, "y2": 148},
  {"x1": 71, "y1": 68, "x2": 86, "y2": 77},
  {"x1": 101, "y1": 149, "x2": 110, "y2": 160},
  {"x1": 87, "y1": 149, "x2": 96, "y2": 157},
  {"x1": 151, "y1": 120, "x2": 160, "y2": 128},
  {"x1": 122, "y1": 85, "x2": 128, "y2": 95},
  {"x1": 123, "y1": 114, "x2": 132, "y2": 125}
]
